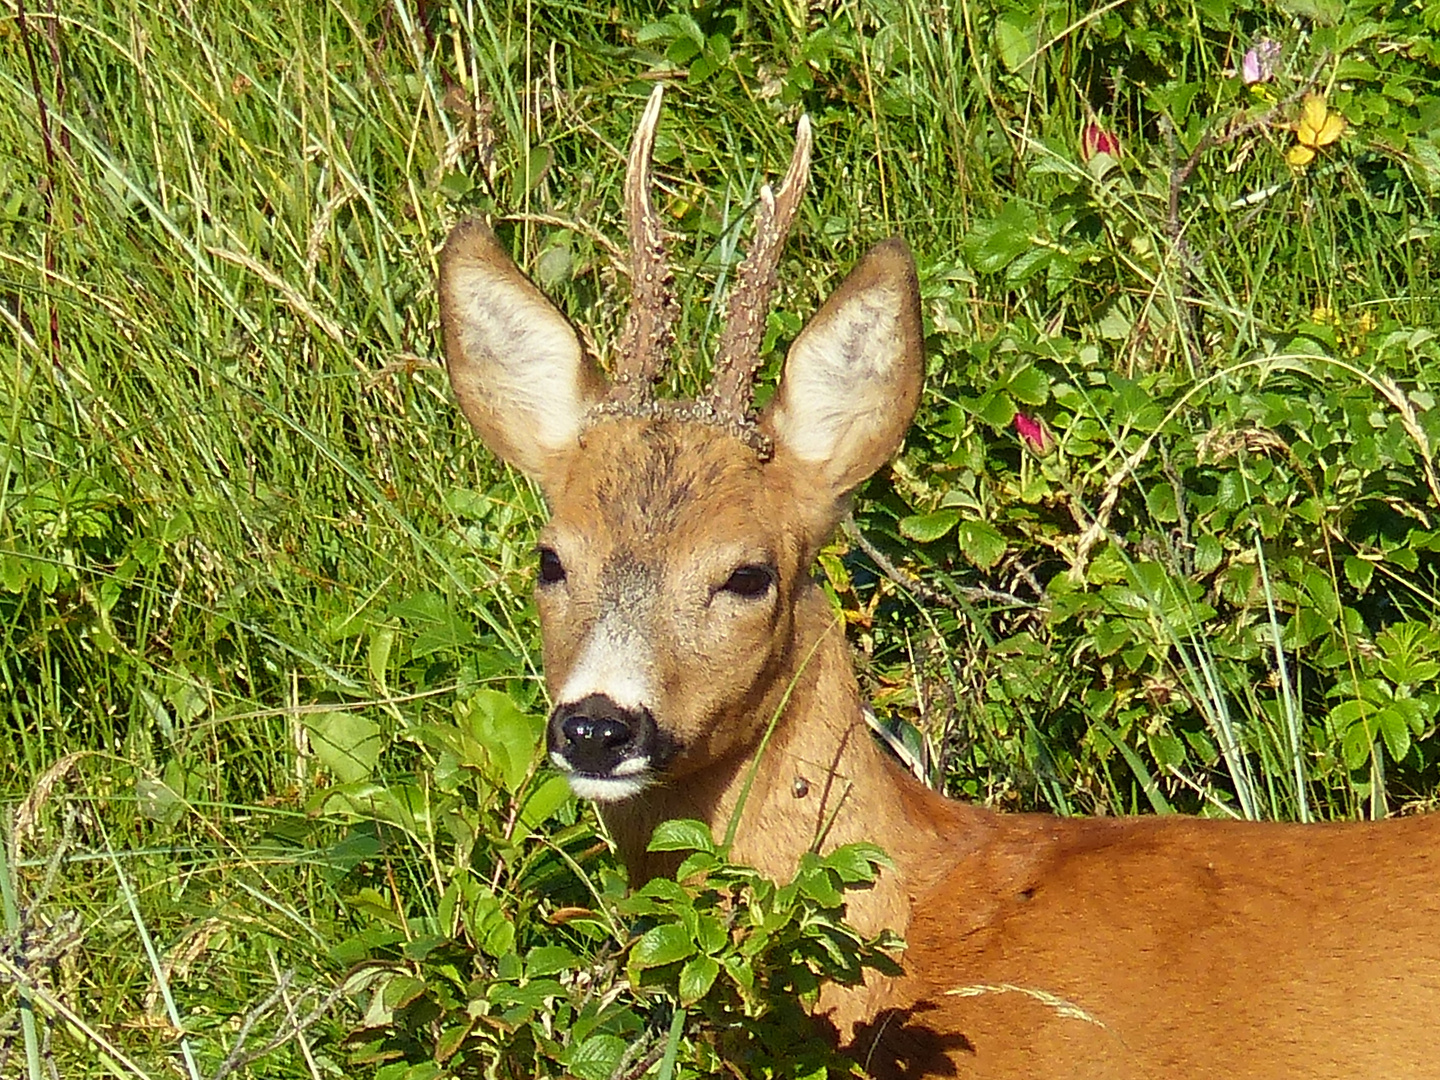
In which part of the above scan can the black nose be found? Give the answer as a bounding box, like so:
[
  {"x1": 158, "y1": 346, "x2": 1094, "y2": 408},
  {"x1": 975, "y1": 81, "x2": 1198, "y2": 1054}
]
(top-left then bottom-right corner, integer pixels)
[
  {"x1": 561, "y1": 714, "x2": 631, "y2": 749},
  {"x1": 548, "y1": 694, "x2": 655, "y2": 776}
]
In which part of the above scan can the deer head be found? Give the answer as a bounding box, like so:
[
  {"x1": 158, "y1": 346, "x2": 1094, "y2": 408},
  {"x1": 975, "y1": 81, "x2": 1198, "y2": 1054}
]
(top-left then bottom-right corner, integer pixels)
[{"x1": 438, "y1": 86, "x2": 923, "y2": 816}]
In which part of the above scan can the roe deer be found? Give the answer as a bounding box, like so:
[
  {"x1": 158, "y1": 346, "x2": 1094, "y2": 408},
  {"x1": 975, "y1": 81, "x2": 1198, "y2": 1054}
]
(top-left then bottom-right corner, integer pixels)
[{"x1": 437, "y1": 87, "x2": 1440, "y2": 1078}]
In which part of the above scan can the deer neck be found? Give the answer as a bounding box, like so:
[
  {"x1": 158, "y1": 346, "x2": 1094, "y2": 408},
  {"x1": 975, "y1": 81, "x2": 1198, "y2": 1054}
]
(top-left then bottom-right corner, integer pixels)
[{"x1": 599, "y1": 582, "x2": 948, "y2": 939}]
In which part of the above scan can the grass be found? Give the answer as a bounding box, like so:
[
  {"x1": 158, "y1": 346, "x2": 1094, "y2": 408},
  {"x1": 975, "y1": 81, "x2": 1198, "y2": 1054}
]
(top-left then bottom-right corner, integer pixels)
[{"x1": 2, "y1": 0, "x2": 1438, "y2": 1075}]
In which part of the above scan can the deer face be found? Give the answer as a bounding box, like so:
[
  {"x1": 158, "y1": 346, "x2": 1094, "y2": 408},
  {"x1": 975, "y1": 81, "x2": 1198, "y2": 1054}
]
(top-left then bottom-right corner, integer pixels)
[
  {"x1": 532, "y1": 420, "x2": 806, "y2": 799},
  {"x1": 438, "y1": 89, "x2": 922, "y2": 804}
]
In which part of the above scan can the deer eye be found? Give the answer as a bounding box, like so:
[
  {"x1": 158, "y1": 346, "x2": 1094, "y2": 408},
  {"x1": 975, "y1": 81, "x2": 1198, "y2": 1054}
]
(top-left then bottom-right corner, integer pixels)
[
  {"x1": 537, "y1": 547, "x2": 566, "y2": 585},
  {"x1": 720, "y1": 564, "x2": 775, "y2": 599}
]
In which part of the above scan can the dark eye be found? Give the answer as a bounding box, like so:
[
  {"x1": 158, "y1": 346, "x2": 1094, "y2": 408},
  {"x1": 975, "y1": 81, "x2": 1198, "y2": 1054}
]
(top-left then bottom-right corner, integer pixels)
[
  {"x1": 537, "y1": 547, "x2": 566, "y2": 585},
  {"x1": 721, "y1": 565, "x2": 775, "y2": 599}
]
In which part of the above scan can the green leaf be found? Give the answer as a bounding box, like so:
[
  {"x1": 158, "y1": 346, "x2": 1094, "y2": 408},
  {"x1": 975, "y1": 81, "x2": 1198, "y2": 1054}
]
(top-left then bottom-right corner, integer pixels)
[
  {"x1": 435, "y1": 1019, "x2": 475, "y2": 1063},
  {"x1": 1378, "y1": 707, "x2": 1412, "y2": 763},
  {"x1": 1341, "y1": 719, "x2": 1375, "y2": 771},
  {"x1": 819, "y1": 843, "x2": 889, "y2": 883},
  {"x1": 454, "y1": 690, "x2": 544, "y2": 792},
  {"x1": 796, "y1": 866, "x2": 843, "y2": 906},
  {"x1": 367, "y1": 628, "x2": 394, "y2": 688},
  {"x1": 489, "y1": 978, "x2": 564, "y2": 1010},
  {"x1": 1007, "y1": 365, "x2": 1049, "y2": 406},
  {"x1": 1344, "y1": 555, "x2": 1375, "y2": 591},
  {"x1": 1301, "y1": 566, "x2": 1341, "y2": 621},
  {"x1": 993, "y1": 10, "x2": 1040, "y2": 74},
  {"x1": 678, "y1": 953, "x2": 720, "y2": 1005},
  {"x1": 676, "y1": 850, "x2": 720, "y2": 880},
  {"x1": 648, "y1": 818, "x2": 716, "y2": 853},
  {"x1": 899, "y1": 509, "x2": 961, "y2": 543},
  {"x1": 383, "y1": 975, "x2": 427, "y2": 1010},
  {"x1": 957, "y1": 520, "x2": 1007, "y2": 570},
  {"x1": 1194, "y1": 535, "x2": 1223, "y2": 575},
  {"x1": 964, "y1": 201, "x2": 1038, "y2": 274},
  {"x1": 390, "y1": 590, "x2": 477, "y2": 658},
  {"x1": 1147, "y1": 731, "x2": 1186, "y2": 770},
  {"x1": 566, "y1": 1034, "x2": 627, "y2": 1080},
  {"x1": 723, "y1": 952, "x2": 755, "y2": 994},
  {"x1": 517, "y1": 774, "x2": 571, "y2": 839},
  {"x1": 521, "y1": 145, "x2": 552, "y2": 197},
  {"x1": 302, "y1": 711, "x2": 382, "y2": 785},
  {"x1": 976, "y1": 390, "x2": 1017, "y2": 429},
  {"x1": 1145, "y1": 484, "x2": 1178, "y2": 523},
  {"x1": 694, "y1": 912, "x2": 727, "y2": 954},
  {"x1": 630, "y1": 923, "x2": 696, "y2": 971},
  {"x1": 634, "y1": 878, "x2": 689, "y2": 905},
  {"x1": 526, "y1": 944, "x2": 579, "y2": 978}
]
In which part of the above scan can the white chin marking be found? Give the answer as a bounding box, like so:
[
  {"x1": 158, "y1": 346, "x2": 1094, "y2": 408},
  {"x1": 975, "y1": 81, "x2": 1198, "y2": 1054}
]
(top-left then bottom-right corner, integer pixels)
[{"x1": 568, "y1": 774, "x2": 650, "y2": 803}]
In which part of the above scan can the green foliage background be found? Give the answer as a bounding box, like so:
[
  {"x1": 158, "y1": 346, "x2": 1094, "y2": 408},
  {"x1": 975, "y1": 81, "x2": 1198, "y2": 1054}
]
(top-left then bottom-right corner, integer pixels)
[{"x1": 1, "y1": 0, "x2": 1438, "y2": 1075}]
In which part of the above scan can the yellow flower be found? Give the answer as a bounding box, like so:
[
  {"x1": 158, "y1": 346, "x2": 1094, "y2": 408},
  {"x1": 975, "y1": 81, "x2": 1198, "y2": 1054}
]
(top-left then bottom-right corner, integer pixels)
[{"x1": 1287, "y1": 94, "x2": 1345, "y2": 166}]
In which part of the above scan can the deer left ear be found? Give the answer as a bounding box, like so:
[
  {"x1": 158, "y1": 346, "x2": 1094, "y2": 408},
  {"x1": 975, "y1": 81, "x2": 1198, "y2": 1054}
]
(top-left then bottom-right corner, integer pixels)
[
  {"x1": 439, "y1": 220, "x2": 607, "y2": 481},
  {"x1": 761, "y1": 238, "x2": 923, "y2": 508}
]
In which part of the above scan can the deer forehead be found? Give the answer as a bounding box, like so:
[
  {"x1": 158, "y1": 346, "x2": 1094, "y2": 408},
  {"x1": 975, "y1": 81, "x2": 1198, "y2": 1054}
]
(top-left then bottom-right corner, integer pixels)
[{"x1": 545, "y1": 419, "x2": 795, "y2": 568}]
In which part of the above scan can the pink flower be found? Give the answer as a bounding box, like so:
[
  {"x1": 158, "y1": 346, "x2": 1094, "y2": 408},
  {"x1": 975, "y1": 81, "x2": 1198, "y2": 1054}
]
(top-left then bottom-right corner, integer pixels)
[
  {"x1": 1080, "y1": 121, "x2": 1120, "y2": 163},
  {"x1": 1241, "y1": 39, "x2": 1280, "y2": 85},
  {"x1": 1014, "y1": 412, "x2": 1052, "y2": 454}
]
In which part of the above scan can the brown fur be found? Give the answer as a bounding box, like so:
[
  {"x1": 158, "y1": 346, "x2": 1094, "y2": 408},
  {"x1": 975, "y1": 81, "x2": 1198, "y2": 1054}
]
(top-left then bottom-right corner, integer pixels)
[{"x1": 436, "y1": 217, "x2": 1440, "y2": 1078}]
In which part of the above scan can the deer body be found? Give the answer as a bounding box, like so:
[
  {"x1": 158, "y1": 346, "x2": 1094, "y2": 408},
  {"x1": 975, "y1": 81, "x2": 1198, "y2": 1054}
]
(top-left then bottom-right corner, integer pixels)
[{"x1": 438, "y1": 88, "x2": 1440, "y2": 1077}]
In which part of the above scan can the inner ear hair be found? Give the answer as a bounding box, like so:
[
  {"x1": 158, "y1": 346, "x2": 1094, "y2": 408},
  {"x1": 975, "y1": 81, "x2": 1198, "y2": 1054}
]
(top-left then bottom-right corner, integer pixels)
[{"x1": 763, "y1": 237, "x2": 924, "y2": 499}]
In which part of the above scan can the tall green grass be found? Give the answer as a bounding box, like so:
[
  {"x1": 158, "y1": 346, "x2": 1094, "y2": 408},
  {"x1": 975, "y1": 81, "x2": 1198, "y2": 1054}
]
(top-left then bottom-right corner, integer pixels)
[{"x1": 2, "y1": 0, "x2": 1438, "y2": 1075}]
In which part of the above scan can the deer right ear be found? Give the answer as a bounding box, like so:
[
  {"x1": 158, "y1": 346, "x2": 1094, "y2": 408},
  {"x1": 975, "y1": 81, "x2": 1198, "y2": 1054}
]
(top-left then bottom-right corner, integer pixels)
[{"x1": 439, "y1": 220, "x2": 606, "y2": 479}]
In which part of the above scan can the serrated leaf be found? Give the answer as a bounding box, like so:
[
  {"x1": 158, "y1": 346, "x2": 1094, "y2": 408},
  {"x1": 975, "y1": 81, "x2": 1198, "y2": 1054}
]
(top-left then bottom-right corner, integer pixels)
[
  {"x1": 1301, "y1": 566, "x2": 1341, "y2": 620},
  {"x1": 1007, "y1": 365, "x2": 1049, "y2": 405},
  {"x1": 490, "y1": 978, "x2": 564, "y2": 1009},
  {"x1": 1344, "y1": 555, "x2": 1374, "y2": 591},
  {"x1": 566, "y1": 1034, "x2": 627, "y2": 1080},
  {"x1": 678, "y1": 953, "x2": 720, "y2": 1005},
  {"x1": 899, "y1": 509, "x2": 961, "y2": 543},
  {"x1": 633, "y1": 877, "x2": 689, "y2": 904},
  {"x1": 1145, "y1": 484, "x2": 1178, "y2": 523},
  {"x1": 630, "y1": 922, "x2": 695, "y2": 971},
  {"x1": 1341, "y1": 719, "x2": 1374, "y2": 771},
  {"x1": 676, "y1": 850, "x2": 720, "y2": 880},
  {"x1": 1193, "y1": 535, "x2": 1223, "y2": 575},
  {"x1": 957, "y1": 520, "x2": 1007, "y2": 570},
  {"x1": 383, "y1": 974, "x2": 427, "y2": 1010},
  {"x1": 819, "y1": 842, "x2": 890, "y2": 883},
  {"x1": 648, "y1": 818, "x2": 716, "y2": 853},
  {"x1": 964, "y1": 201, "x2": 1038, "y2": 274},
  {"x1": 977, "y1": 390, "x2": 1017, "y2": 429},
  {"x1": 796, "y1": 867, "x2": 843, "y2": 906},
  {"x1": 1378, "y1": 707, "x2": 1412, "y2": 763},
  {"x1": 435, "y1": 1019, "x2": 475, "y2": 1063},
  {"x1": 723, "y1": 951, "x2": 755, "y2": 994},
  {"x1": 694, "y1": 912, "x2": 727, "y2": 954},
  {"x1": 526, "y1": 944, "x2": 578, "y2": 978}
]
